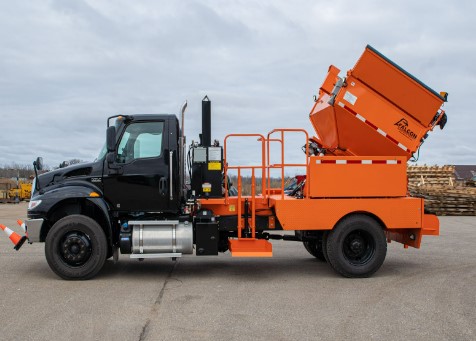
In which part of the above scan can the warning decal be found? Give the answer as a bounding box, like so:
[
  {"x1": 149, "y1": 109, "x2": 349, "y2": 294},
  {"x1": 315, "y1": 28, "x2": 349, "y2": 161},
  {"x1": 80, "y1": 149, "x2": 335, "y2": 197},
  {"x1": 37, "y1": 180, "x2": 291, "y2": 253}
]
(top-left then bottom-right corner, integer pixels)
[
  {"x1": 343, "y1": 91, "x2": 357, "y2": 105},
  {"x1": 208, "y1": 162, "x2": 222, "y2": 171}
]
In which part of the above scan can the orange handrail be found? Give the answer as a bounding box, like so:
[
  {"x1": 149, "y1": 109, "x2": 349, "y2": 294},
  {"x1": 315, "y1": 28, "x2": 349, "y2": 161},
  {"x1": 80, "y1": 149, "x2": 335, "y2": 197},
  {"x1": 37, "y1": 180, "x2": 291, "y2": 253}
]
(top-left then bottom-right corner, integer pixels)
[
  {"x1": 223, "y1": 130, "x2": 310, "y2": 238},
  {"x1": 224, "y1": 134, "x2": 267, "y2": 205},
  {"x1": 237, "y1": 167, "x2": 242, "y2": 234},
  {"x1": 266, "y1": 138, "x2": 283, "y2": 198},
  {"x1": 266, "y1": 129, "x2": 310, "y2": 199}
]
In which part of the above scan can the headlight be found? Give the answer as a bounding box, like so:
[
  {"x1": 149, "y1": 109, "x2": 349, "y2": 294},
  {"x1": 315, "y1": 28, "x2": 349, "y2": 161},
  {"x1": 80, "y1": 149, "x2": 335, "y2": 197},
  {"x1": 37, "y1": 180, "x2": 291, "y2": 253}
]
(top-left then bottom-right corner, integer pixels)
[{"x1": 28, "y1": 200, "x2": 42, "y2": 210}]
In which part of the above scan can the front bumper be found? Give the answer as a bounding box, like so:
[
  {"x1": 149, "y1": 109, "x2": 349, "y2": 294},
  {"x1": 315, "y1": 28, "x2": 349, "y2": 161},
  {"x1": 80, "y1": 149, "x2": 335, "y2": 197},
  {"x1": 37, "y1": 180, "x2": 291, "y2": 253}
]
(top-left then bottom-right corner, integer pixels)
[{"x1": 26, "y1": 219, "x2": 44, "y2": 243}]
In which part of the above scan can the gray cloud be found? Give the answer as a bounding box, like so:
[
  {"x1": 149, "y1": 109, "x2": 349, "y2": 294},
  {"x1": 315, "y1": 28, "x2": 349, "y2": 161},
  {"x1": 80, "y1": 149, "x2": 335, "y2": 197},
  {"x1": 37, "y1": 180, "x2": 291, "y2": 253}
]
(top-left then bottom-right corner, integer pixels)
[{"x1": 0, "y1": 0, "x2": 474, "y2": 169}]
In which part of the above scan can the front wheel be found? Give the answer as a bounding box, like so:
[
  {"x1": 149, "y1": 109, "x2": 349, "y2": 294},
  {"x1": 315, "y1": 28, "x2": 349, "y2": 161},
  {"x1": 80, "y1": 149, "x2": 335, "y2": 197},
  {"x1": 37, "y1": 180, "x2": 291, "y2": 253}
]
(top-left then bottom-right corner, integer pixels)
[
  {"x1": 326, "y1": 215, "x2": 387, "y2": 278},
  {"x1": 45, "y1": 215, "x2": 108, "y2": 280}
]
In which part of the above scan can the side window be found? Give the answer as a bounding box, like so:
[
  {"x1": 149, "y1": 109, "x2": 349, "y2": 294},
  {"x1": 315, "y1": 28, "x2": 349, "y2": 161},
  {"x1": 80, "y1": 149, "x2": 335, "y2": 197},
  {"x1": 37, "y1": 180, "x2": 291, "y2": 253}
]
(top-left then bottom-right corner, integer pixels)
[{"x1": 116, "y1": 122, "x2": 164, "y2": 163}]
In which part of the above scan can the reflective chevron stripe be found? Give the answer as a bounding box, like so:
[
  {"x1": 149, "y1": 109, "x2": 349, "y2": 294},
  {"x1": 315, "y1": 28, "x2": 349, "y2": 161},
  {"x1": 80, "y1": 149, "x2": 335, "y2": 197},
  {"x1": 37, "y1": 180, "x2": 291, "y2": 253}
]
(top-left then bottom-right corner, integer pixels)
[
  {"x1": 316, "y1": 159, "x2": 402, "y2": 164},
  {"x1": 338, "y1": 101, "x2": 411, "y2": 153}
]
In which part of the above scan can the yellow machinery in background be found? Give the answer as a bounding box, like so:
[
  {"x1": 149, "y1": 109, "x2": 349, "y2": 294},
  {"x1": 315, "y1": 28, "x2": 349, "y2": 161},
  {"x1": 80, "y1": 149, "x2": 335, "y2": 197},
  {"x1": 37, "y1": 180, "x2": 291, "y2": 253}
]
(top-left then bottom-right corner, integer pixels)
[{"x1": 7, "y1": 181, "x2": 32, "y2": 201}]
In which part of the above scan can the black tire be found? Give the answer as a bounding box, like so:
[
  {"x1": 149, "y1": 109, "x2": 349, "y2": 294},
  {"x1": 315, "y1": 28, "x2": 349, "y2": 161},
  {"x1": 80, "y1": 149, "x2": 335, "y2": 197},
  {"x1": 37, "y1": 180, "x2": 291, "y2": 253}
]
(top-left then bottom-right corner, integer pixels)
[
  {"x1": 303, "y1": 233, "x2": 326, "y2": 261},
  {"x1": 321, "y1": 231, "x2": 329, "y2": 263},
  {"x1": 45, "y1": 215, "x2": 108, "y2": 280},
  {"x1": 326, "y1": 215, "x2": 387, "y2": 278}
]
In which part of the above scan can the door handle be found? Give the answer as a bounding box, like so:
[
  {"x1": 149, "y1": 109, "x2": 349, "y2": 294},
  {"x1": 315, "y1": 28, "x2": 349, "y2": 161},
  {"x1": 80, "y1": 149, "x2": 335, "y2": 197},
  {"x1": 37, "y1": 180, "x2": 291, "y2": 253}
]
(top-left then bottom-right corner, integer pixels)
[
  {"x1": 169, "y1": 151, "x2": 173, "y2": 201},
  {"x1": 159, "y1": 177, "x2": 167, "y2": 197}
]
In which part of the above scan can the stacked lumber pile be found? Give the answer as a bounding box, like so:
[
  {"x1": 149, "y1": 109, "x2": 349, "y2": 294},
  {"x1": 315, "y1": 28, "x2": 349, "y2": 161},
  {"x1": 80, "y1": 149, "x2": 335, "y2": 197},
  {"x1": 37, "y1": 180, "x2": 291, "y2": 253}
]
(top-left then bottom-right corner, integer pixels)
[
  {"x1": 407, "y1": 165, "x2": 455, "y2": 186},
  {"x1": 408, "y1": 165, "x2": 476, "y2": 216}
]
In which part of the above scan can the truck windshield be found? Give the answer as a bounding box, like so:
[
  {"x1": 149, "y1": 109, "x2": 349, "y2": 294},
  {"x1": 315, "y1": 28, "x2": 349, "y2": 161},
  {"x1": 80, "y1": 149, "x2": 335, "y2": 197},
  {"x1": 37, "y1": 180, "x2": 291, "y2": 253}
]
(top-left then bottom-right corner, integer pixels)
[{"x1": 96, "y1": 143, "x2": 107, "y2": 161}]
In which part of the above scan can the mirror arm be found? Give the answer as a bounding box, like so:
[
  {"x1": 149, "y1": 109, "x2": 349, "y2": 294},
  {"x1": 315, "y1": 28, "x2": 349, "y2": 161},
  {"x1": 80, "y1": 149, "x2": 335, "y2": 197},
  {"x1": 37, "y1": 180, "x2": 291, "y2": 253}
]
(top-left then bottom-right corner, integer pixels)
[
  {"x1": 33, "y1": 157, "x2": 44, "y2": 191},
  {"x1": 33, "y1": 161, "x2": 41, "y2": 191}
]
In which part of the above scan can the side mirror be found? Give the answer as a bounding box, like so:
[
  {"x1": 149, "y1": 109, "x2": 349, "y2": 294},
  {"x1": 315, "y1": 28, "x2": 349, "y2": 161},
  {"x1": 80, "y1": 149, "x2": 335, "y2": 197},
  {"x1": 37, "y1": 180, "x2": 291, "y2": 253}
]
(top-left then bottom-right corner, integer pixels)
[
  {"x1": 34, "y1": 157, "x2": 44, "y2": 171},
  {"x1": 106, "y1": 152, "x2": 115, "y2": 164},
  {"x1": 106, "y1": 126, "x2": 116, "y2": 152}
]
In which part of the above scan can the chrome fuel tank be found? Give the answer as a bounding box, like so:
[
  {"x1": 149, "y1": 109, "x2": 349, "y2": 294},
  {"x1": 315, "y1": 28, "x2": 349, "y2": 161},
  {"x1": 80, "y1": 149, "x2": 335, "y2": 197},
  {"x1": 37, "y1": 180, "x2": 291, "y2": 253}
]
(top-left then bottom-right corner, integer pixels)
[{"x1": 130, "y1": 220, "x2": 193, "y2": 254}]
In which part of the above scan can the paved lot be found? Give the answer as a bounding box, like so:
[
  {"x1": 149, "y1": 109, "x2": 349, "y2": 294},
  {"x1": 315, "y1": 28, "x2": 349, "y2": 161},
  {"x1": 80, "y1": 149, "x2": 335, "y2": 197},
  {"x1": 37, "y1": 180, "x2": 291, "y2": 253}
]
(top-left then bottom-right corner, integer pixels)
[{"x1": 0, "y1": 202, "x2": 475, "y2": 341}]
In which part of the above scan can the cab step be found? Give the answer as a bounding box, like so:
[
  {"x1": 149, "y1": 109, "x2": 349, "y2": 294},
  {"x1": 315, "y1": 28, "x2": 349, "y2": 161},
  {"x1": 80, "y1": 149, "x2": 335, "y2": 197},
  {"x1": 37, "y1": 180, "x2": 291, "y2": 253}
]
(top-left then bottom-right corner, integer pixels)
[
  {"x1": 130, "y1": 253, "x2": 182, "y2": 259},
  {"x1": 228, "y1": 239, "x2": 273, "y2": 257}
]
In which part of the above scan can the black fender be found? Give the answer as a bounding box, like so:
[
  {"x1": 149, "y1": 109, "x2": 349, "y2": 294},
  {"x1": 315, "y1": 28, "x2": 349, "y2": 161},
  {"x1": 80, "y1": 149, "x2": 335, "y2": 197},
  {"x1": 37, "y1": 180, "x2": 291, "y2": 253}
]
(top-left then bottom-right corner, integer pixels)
[
  {"x1": 30, "y1": 185, "x2": 113, "y2": 246},
  {"x1": 37, "y1": 180, "x2": 103, "y2": 200},
  {"x1": 85, "y1": 197, "x2": 114, "y2": 245}
]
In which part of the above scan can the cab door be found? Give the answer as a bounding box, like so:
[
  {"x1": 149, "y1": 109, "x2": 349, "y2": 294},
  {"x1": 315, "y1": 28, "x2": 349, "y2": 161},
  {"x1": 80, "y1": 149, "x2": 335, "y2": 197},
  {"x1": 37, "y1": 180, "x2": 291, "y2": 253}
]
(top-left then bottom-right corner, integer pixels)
[{"x1": 103, "y1": 120, "x2": 172, "y2": 212}]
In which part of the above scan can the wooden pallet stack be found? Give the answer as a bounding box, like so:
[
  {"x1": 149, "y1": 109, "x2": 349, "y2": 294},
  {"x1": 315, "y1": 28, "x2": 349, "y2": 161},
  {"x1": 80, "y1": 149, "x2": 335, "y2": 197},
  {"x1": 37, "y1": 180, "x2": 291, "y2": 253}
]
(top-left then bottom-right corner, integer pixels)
[
  {"x1": 407, "y1": 165, "x2": 456, "y2": 186},
  {"x1": 407, "y1": 165, "x2": 476, "y2": 216}
]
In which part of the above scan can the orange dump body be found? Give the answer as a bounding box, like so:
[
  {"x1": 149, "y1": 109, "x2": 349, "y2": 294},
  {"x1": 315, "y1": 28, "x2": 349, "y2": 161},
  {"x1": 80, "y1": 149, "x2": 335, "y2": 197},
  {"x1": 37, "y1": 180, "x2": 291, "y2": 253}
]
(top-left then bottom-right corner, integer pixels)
[
  {"x1": 200, "y1": 45, "x2": 445, "y2": 257},
  {"x1": 309, "y1": 45, "x2": 447, "y2": 159}
]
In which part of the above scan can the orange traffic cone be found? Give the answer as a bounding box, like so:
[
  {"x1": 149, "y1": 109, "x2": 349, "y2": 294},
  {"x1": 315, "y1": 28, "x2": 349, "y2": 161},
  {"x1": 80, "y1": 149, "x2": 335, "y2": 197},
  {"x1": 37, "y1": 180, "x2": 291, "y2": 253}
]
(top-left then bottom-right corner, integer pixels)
[
  {"x1": 0, "y1": 224, "x2": 27, "y2": 250},
  {"x1": 17, "y1": 219, "x2": 28, "y2": 237}
]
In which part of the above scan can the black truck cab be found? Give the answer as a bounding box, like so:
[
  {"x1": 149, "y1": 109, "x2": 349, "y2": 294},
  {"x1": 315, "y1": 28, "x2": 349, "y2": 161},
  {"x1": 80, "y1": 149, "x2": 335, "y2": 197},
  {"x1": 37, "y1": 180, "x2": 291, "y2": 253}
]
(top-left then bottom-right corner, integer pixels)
[
  {"x1": 25, "y1": 98, "x2": 228, "y2": 280},
  {"x1": 102, "y1": 114, "x2": 181, "y2": 213},
  {"x1": 26, "y1": 114, "x2": 184, "y2": 277},
  {"x1": 28, "y1": 114, "x2": 181, "y2": 218}
]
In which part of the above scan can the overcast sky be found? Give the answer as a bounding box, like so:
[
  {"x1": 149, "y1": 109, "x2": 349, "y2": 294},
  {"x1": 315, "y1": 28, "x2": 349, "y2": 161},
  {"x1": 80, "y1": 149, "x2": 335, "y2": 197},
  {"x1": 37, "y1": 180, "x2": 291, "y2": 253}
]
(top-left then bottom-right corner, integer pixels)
[{"x1": 0, "y1": 0, "x2": 475, "y2": 170}]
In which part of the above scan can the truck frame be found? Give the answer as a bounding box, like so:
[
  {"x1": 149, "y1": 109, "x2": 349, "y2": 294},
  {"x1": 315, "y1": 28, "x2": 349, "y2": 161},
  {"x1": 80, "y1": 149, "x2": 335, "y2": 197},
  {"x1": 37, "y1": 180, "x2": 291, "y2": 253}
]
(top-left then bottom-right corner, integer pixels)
[{"x1": 23, "y1": 45, "x2": 447, "y2": 279}]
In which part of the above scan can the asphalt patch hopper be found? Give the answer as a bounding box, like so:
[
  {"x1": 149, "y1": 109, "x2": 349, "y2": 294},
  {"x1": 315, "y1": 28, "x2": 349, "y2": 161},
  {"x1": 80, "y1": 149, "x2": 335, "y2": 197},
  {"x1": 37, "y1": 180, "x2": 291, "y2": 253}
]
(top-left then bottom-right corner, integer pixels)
[{"x1": 309, "y1": 45, "x2": 448, "y2": 160}]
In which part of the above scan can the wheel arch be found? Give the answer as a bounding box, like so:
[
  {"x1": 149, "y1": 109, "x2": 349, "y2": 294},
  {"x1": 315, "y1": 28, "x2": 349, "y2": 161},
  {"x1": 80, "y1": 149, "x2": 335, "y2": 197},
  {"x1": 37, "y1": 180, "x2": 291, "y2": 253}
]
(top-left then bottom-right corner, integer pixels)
[
  {"x1": 333, "y1": 211, "x2": 387, "y2": 230},
  {"x1": 41, "y1": 198, "x2": 113, "y2": 251}
]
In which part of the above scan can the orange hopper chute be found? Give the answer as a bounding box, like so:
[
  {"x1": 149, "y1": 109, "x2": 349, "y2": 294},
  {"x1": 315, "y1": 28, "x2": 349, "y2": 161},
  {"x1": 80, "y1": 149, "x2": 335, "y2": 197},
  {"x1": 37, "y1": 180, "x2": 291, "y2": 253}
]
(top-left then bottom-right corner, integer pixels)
[{"x1": 309, "y1": 45, "x2": 447, "y2": 160}]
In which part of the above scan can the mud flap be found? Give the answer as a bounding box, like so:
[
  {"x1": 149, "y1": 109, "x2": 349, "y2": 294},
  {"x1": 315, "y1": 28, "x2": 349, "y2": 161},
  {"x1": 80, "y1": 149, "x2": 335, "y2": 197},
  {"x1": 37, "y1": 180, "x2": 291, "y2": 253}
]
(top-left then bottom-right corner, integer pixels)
[{"x1": 422, "y1": 214, "x2": 439, "y2": 236}]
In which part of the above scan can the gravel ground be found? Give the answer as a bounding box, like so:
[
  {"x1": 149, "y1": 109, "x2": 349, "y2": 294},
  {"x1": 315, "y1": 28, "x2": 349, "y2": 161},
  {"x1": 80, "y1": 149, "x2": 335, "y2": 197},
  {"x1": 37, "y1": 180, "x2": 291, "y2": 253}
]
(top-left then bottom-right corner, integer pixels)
[{"x1": 0, "y1": 202, "x2": 475, "y2": 341}]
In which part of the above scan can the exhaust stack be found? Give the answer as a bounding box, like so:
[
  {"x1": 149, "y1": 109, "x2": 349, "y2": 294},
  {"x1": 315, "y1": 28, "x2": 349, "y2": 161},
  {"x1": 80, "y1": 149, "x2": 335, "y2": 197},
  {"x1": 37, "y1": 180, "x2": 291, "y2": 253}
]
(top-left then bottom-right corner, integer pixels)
[
  {"x1": 201, "y1": 96, "x2": 211, "y2": 147},
  {"x1": 180, "y1": 101, "x2": 187, "y2": 196}
]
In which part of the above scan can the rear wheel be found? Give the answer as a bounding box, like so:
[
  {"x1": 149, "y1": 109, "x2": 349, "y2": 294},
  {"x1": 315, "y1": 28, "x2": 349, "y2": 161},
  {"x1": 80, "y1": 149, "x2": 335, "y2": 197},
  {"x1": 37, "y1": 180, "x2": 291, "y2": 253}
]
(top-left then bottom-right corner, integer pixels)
[
  {"x1": 45, "y1": 215, "x2": 108, "y2": 280},
  {"x1": 326, "y1": 215, "x2": 387, "y2": 278},
  {"x1": 303, "y1": 233, "x2": 326, "y2": 261},
  {"x1": 321, "y1": 231, "x2": 329, "y2": 262}
]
